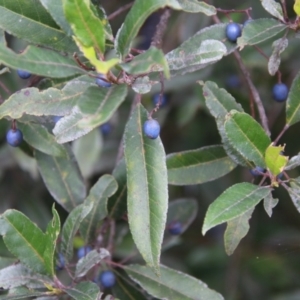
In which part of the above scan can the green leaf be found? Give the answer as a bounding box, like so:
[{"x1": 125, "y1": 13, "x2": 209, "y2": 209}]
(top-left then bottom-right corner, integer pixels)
[
  {"x1": 0, "y1": 210, "x2": 49, "y2": 275},
  {"x1": 120, "y1": 47, "x2": 170, "y2": 78},
  {"x1": 0, "y1": 3, "x2": 77, "y2": 52},
  {"x1": 75, "y1": 248, "x2": 110, "y2": 278},
  {"x1": 94, "y1": 5, "x2": 113, "y2": 42},
  {"x1": 265, "y1": 144, "x2": 288, "y2": 176},
  {"x1": 268, "y1": 37, "x2": 288, "y2": 76},
  {"x1": 124, "y1": 104, "x2": 168, "y2": 272},
  {"x1": 224, "y1": 208, "x2": 254, "y2": 256},
  {"x1": 108, "y1": 159, "x2": 127, "y2": 219},
  {"x1": 35, "y1": 146, "x2": 87, "y2": 212},
  {"x1": 44, "y1": 206, "x2": 60, "y2": 277},
  {"x1": 263, "y1": 192, "x2": 279, "y2": 217},
  {"x1": 72, "y1": 128, "x2": 103, "y2": 178},
  {"x1": 224, "y1": 111, "x2": 271, "y2": 167},
  {"x1": 40, "y1": 0, "x2": 73, "y2": 36},
  {"x1": 79, "y1": 175, "x2": 118, "y2": 243},
  {"x1": 0, "y1": 78, "x2": 91, "y2": 120},
  {"x1": 0, "y1": 287, "x2": 49, "y2": 300},
  {"x1": 132, "y1": 76, "x2": 152, "y2": 94},
  {"x1": 60, "y1": 203, "x2": 92, "y2": 262},
  {"x1": 237, "y1": 18, "x2": 287, "y2": 49},
  {"x1": 124, "y1": 264, "x2": 224, "y2": 300},
  {"x1": 63, "y1": 0, "x2": 105, "y2": 54},
  {"x1": 53, "y1": 84, "x2": 128, "y2": 143},
  {"x1": 167, "y1": 145, "x2": 236, "y2": 185},
  {"x1": 287, "y1": 178, "x2": 300, "y2": 213},
  {"x1": 0, "y1": 44, "x2": 82, "y2": 78},
  {"x1": 0, "y1": 264, "x2": 52, "y2": 289},
  {"x1": 64, "y1": 281, "x2": 102, "y2": 300},
  {"x1": 175, "y1": 0, "x2": 216, "y2": 14},
  {"x1": 285, "y1": 153, "x2": 300, "y2": 170},
  {"x1": 286, "y1": 70, "x2": 300, "y2": 126},
  {"x1": 202, "y1": 183, "x2": 271, "y2": 235},
  {"x1": 18, "y1": 122, "x2": 67, "y2": 157},
  {"x1": 260, "y1": 0, "x2": 285, "y2": 21}
]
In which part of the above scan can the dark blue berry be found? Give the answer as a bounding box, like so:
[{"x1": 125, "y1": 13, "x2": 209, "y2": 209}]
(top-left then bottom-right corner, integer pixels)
[
  {"x1": 226, "y1": 75, "x2": 241, "y2": 89},
  {"x1": 272, "y1": 83, "x2": 288, "y2": 102},
  {"x1": 153, "y1": 94, "x2": 167, "y2": 107},
  {"x1": 6, "y1": 129, "x2": 23, "y2": 147},
  {"x1": 95, "y1": 74, "x2": 112, "y2": 88},
  {"x1": 99, "y1": 270, "x2": 116, "y2": 288},
  {"x1": 250, "y1": 166, "x2": 265, "y2": 177},
  {"x1": 277, "y1": 172, "x2": 284, "y2": 180},
  {"x1": 56, "y1": 253, "x2": 65, "y2": 270},
  {"x1": 77, "y1": 246, "x2": 92, "y2": 259},
  {"x1": 168, "y1": 221, "x2": 182, "y2": 235},
  {"x1": 100, "y1": 123, "x2": 112, "y2": 136},
  {"x1": 226, "y1": 23, "x2": 242, "y2": 43},
  {"x1": 17, "y1": 69, "x2": 31, "y2": 79},
  {"x1": 143, "y1": 119, "x2": 160, "y2": 139},
  {"x1": 53, "y1": 116, "x2": 62, "y2": 123}
]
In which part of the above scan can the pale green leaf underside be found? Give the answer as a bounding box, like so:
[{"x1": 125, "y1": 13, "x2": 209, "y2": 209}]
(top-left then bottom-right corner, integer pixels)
[
  {"x1": 64, "y1": 282, "x2": 102, "y2": 300},
  {"x1": 260, "y1": 0, "x2": 285, "y2": 21},
  {"x1": 286, "y1": 70, "x2": 300, "y2": 126}
]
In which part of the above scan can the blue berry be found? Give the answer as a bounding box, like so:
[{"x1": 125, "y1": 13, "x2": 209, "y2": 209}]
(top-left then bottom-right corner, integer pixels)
[
  {"x1": 226, "y1": 23, "x2": 242, "y2": 43},
  {"x1": 168, "y1": 221, "x2": 182, "y2": 235},
  {"x1": 100, "y1": 123, "x2": 112, "y2": 136},
  {"x1": 250, "y1": 166, "x2": 265, "y2": 177},
  {"x1": 77, "y1": 246, "x2": 92, "y2": 259},
  {"x1": 6, "y1": 129, "x2": 23, "y2": 147},
  {"x1": 17, "y1": 69, "x2": 31, "y2": 79},
  {"x1": 95, "y1": 74, "x2": 112, "y2": 88},
  {"x1": 99, "y1": 270, "x2": 116, "y2": 288},
  {"x1": 56, "y1": 253, "x2": 65, "y2": 270},
  {"x1": 53, "y1": 116, "x2": 62, "y2": 123},
  {"x1": 226, "y1": 75, "x2": 241, "y2": 89},
  {"x1": 143, "y1": 119, "x2": 160, "y2": 139},
  {"x1": 277, "y1": 172, "x2": 284, "y2": 180},
  {"x1": 153, "y1": 94, "x2": 167, "y2": 107},
  {"x1": 272, "y1": 83, "x2": 288, "y2": 102}
]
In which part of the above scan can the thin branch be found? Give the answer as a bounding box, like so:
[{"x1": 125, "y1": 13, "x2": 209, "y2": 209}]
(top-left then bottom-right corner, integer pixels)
[
  {"x1": 0, "y1": 80, "x2": 11, "y2": 94},
  {"x1": 273, "y1": 124, "x2": 289, "y2": 145},
  {"x1": 108, "y1": 2, "x2": 134, "y2": 21},
  {"x1": 151, "y1": 8, "x2": 171, "y2": 48}
]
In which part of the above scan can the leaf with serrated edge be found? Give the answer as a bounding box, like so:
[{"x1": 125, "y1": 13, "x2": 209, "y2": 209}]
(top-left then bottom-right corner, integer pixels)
[
  {"x1": 125, "y1": 264, "x2": 224, "y2": 300},
  {"x1": 286, "y1": 70, "x2": 300, "y2": 126},
  {"x1": 263, "y1": 192, "x2": 279, "y2": 217},
  {"x1": 202, "y1": 183, "x2": 271, "y2": 235},
  {"x1": 260, "y1": 0, "x2": 285, "y2": 21},
  {"x1": 224, "y1": 208, "x2": 254, "y2": 255},
  {"x1": 237, "y1": 18, "x2": 287, "y2": 49},
  {"x1": 124, "y1": 104, "x2": 168, "y2": 272},
  {"x1": 268, "y1": 37, "x2": 288, "y2": 76},
  {"x1": 75, "y1": 249, "x2": 110, "y2": 278},
  {"x1": 224, "y1": 111, "x2": 271, "y2": 167},
  {"x1": 60, "y1": 203, "x2": 92, "y2": 262},
  {"x1": 64, "y1": 281, "x2": 103, "y2": 300},
  {"x1": 265, "y1": 144, "x2": 288, "y2": 176},
  {"x1": 167, "y1": 145, "x2": 236, "y2": 185},
  {"x1": 80, "y1": 175, "x2": 118, "y2": 243},
  {"x1": 0, "y1": 210, "x2": 48, "y2": 275},
  {"x1": 35, "y1": 146, "x2": 87, "y2": 212},
  {"x1": 0, "y1": 44, "x2": 82, "y2": 78}
]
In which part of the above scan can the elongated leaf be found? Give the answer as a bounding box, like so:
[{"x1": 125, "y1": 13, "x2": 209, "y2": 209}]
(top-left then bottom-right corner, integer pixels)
[
  {"x1": 75, "y1": 249, "x2": 110, "y2": 278},
  {"x1": 0, "y1": 287, "x2": 49, "y2": 300},
  {"x1": 224, "y1": 208, "x2": 254, "y2": 255},
  {"x1": 224, "y1": 111, "x2": 271, "y2": 167},
  {"x1": 175, "y1": 0, "x2": 216, "y2": 14},
  {"x1": 286, "y1": 70, "x2": 300, "y2": 126},
  {"x1": 237, "y1": 18, "x2": 287, "y2": 49},
  {"x1": 80, "y1": 175, "x2": 118, "y2": 243},
  {"x1": 288, "y1": 178, "x2": 300, "y2": 213},
  {"x1": 40, "y1": 0, "x2": 73, "y2": 36},
  {"x1": 0, "y1": 264, "x2": 52, "y2": 289},
  {"x1": 268, "y1": 37, "x2": 288, "y2": 76},
  {"x1": 0, "y1": 210, "x2": 48, "y2": 275},
  {"x1": 108, "y1": 159, "x2": 127, "y2": 219},
  {"x1": 35, "y1": 146, "x2": 87, "y2": 212},
  {"x1": 124, "y1": 104, "x2": 168, "y2": 272},
  {"x1": 60, "y1": 203, "x2": 92, "y2": 262},
  {"x1": 285, "y1": 153, "x2": 300, "y2": 170},
  {"x1": 120, "y1": 47, "x2": 169, "y2": 78},
  {"x1": 167, "y1": 145, "x2": 236, "y2": 185},
  {"x1": 125, "y1": 264, "x2": 224, "y2": 300},
  {"x1": 64, "y1": 282, "x2": 102, "y2": 300},
  {"x1": 94, "y1": 6, "x2": 113, "y2": 42},
  {"x1": 260, "y1": 0, "x2": 285, "y2": 21},
  {"x1": 18, "y1": 122, "x2": 67, "y2": 157},
  {"x1": 0, "y1": 44, "x2": 82, "y2": 78},
  {"x1": 263, "y1": 192, "x2": 279, "y2": 217},
  {"x1": 53, "y1": 84, "x2": 128, "y2": 143},
  {"x1": 0, "y1": 4, "x2": 76, "y2": 52},
  {"x1": 0, "y1": 78, "x2": 91, "y2": 120},
  {"x1": 202, "y1": 183, "x2": 271, "y2": 235},
  {"x1": 63, "y1": 0, "x2": 105, "y2": 54}
]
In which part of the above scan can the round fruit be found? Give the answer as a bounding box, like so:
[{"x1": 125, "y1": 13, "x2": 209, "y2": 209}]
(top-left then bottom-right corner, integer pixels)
[
  {"x1": 226, "y1": 23, "x2": 242, "y2": 43},
  {"x1": 95, "y1": 74, "x2": 112, "y2": 88},
  {"x1": 153, "y1": 94, "x2": 167, "y2": 107},
  {"x1": 100, "y1": 123, "x2": 112, "y2": 136},
  {"x1": 56, "y1": 253, "x2": 65, "y2": 270},
  {"x1": 250, "y1": 166, "x2": 265, "y2": 177},
  {"x1": 17, "y1": 69, "x2": 31, "y2": 79},
  {"x1": 99, "y1": 270, "x2": 116, "y2": 288},
  {"x1": 143, "y1": 119, "x2": 160, "y2": 139},
  {"x1": 168, "y1": 221, "x2": 182, "y2": 235},
  {"x1": 77, "y1": 246, "x2": 92, "y2": 259},
  {"x1": 272, "y1": 83, "x2": 288, "y2": 102},
  {"x1": 6, "y1": 129, "x2": 23, "y2": 147}
]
